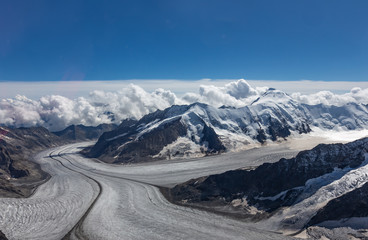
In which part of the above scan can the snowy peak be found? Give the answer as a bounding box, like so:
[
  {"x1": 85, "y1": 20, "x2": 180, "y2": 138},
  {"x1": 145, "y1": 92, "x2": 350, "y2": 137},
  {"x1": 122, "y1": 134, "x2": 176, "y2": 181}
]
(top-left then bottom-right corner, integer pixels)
[
  {"x1": 251, "y1": 88, "x2": 297, "y2": 107},
  {"x1": 262, "y1": 88, "x2": 290, "y2": 98},
  {"x1": 138, "y1": 104, "x2": 191, "y2": 125}
]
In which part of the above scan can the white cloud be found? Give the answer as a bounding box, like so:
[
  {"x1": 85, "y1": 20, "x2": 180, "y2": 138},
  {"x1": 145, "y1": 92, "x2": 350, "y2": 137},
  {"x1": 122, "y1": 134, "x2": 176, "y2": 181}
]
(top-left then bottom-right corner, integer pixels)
[
  {"x1": 224, "y1": 79, "x2": 258, "y2": 99},
  {"x1": 0, "y1": 79, "x2": 368, "y2": 131},
  {"x1": 291, "y1": 87, "x2": 368, "y2": 106},
  {"x1": 182, "y1": 79, "x2": 263, "y2": 107},
  {"x1": 0, "y1": 95, "x2": 42, "y2": 127},
  {"x1": 0, "y1": 79, "x2": 368, "y2": 100},
  {"x1": 0, "y1": 84, "x2": 186, "y2": 131}
]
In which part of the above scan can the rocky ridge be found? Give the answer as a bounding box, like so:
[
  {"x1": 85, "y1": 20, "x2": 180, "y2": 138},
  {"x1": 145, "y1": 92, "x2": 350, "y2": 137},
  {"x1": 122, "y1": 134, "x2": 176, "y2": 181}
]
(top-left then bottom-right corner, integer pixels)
[{"x1": 168, "y1": 137, "x2": 368, "y2": 236}]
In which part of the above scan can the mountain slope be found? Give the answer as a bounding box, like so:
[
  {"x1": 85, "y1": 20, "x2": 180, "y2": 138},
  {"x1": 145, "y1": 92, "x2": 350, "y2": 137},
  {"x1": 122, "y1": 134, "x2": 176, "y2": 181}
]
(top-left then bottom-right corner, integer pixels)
[
  {"x1": 85, "y1": 106, "x2": 227, "y2": 163},
  {"x1": 0, "y1": 126, "x2": 68, "y2": 197},
  {"x1": 169, "y1": 137, "x2": 368, "y2": 232}
]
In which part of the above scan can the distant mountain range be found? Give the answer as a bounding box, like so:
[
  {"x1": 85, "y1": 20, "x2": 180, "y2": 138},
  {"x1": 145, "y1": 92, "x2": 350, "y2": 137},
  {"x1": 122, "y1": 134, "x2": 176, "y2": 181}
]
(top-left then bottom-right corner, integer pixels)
[
  {"x1": 85, "y1": 88, "x2": 368, "y2": 163},
  {"x1": 53, "y1": 123, "x2": 116, "y2": 141}
]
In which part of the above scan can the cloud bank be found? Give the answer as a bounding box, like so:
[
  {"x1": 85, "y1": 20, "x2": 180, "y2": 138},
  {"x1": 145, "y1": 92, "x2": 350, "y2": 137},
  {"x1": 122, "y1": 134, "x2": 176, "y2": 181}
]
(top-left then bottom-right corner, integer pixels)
[
  {"x1": 1, "y1": 79, "x2": 368, "y2": 100},
  {"x1": 1, "y1": 79, "x2": 368, "y2": 131}
]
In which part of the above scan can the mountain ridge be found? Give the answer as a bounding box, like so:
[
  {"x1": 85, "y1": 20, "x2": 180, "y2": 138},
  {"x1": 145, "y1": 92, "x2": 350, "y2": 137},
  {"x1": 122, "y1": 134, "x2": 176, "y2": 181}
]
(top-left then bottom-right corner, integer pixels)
[{"x1": 85, "y1": 88, "x2": 368, "y2": 164}]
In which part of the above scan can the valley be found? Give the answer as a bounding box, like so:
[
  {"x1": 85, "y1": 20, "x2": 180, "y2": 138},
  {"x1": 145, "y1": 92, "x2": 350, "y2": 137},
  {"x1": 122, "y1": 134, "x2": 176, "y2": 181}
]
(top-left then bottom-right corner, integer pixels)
[
  {"x1": 0, "y1": 138, "x2": 312, "y2": 240},
  {"x1": 2, "y1": 1, "x2": 367, "y2": 238},
  {"x1": 1, "y1": 93, "x2": 368, "y2": 239},
  {"x1": 0, "y1": 133, "x2": 365, "y2": 239}
]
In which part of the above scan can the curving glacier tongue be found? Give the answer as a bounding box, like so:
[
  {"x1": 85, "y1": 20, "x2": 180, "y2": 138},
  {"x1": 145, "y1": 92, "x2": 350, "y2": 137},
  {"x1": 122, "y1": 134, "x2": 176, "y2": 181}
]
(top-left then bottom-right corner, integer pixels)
[{"x1": 0, "y1": 146, "x2": 99, "y2": 240}]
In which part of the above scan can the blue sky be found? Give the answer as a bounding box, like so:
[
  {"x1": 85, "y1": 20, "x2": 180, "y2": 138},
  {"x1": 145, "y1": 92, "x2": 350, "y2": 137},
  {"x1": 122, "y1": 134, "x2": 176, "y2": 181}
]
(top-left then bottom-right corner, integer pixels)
[{"x1": 0, "y1": 0, "x2": 367, "y2": 82}]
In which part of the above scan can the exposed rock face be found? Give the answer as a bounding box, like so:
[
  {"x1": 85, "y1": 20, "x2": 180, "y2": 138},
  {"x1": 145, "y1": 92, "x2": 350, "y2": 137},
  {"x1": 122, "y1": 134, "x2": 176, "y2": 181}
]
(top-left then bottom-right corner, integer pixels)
[
  {"x1": 0, "y1": 126, "x2": 70, "y2": 197},
  {"x1": 53, "y1": 123, "x2": 116, "y2": 141},
  {"x1": 112, "y1": 118, "x2": 188, "y2": 163},
  {"x1": 170, "y1": 137, "x2": 368, "y2": 215},
  {"x1": 201, "y1": 122, "x2": 226, "y2": 153},
  {"x1": 0, "y1": 230, "x2": 7, "y2": 240},
  {"x1": 85, "y1": 119, "x2": 138, "y2": 159},
  {"x1": 0, "y1": 127, "x2": 66, "y2": 197},
  {"x1": 0, "y1": 142, "x2": 26, "y2": 178},
  {"x1": 0, "y1": 127, "x2": 67, "y2": 178}
]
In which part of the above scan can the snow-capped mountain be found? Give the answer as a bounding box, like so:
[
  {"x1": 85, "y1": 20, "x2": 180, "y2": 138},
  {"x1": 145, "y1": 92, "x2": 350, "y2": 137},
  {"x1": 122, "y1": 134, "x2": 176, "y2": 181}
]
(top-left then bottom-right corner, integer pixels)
[{"x1": 86, "y1": 88, "x2": 368, "y2": 163}]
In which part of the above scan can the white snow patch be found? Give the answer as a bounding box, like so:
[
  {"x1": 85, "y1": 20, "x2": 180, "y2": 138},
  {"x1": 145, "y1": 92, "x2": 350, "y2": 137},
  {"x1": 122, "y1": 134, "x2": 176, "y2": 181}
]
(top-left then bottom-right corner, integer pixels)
[
  {"x1": 135, "y1": 116, "x2": 180, "y2": 140},
  {"x1": 106, "y1": 133, "x2": 128, "y2": 141},
  {"x1": 153, "y1": 137, "x2": 205, "y2": 159}
]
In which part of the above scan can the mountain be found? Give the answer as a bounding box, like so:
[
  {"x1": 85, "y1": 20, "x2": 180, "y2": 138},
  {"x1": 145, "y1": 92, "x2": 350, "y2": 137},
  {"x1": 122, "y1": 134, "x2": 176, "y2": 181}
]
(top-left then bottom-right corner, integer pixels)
[
  {"x1": 169, "y1": 137, "x2": 368, "y2": 231},
  {"x1": 301, "y1": 102, "x2": 368, "y2": 130},
  {"x1": 85, "y1": 88, "x2": 368, "y2": 164},
  {"x1": 53, "y1": 123, "x2": 117, "y2": 141}
]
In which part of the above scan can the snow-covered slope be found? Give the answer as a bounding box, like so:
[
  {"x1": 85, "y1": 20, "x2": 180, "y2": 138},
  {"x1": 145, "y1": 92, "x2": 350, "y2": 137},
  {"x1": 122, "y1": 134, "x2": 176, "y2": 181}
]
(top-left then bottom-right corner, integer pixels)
[{"x1": 87, "y1": 88, "x2": 368, "y2": 163}]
